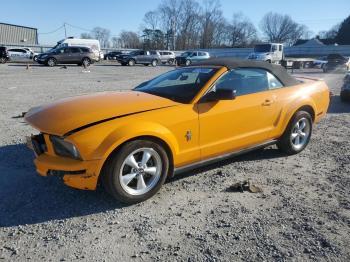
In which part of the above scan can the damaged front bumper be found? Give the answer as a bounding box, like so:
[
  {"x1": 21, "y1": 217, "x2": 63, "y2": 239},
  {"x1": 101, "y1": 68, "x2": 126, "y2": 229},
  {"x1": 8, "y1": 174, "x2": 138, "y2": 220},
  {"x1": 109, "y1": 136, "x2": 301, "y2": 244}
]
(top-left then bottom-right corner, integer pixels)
[{"x1": 26, "y1": 135, "x2": 101, "y2": 190}]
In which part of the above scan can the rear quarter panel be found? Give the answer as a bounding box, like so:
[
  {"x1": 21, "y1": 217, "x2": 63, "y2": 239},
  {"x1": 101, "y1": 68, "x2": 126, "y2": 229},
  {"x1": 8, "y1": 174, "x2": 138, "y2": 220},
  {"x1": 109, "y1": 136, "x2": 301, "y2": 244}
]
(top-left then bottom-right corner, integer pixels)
[{"x1": 271, "y1": 78, "x2": 330, "y2": 138}]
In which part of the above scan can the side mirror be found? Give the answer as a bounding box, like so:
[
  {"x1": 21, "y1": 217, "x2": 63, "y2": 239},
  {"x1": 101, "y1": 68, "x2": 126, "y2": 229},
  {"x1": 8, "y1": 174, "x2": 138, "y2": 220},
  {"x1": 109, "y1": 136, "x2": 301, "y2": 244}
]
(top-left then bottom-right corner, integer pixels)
[{"x1": 201, "y1": 89, "x2": 236, "y2": 102}]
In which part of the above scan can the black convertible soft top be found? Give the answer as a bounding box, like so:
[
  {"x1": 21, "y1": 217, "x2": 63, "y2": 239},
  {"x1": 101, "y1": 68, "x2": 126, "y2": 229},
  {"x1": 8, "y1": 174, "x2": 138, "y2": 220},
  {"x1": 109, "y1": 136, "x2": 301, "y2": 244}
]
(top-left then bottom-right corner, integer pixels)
[{"x1": 193, "y1": 58, "x2": 299, "y2": 87}]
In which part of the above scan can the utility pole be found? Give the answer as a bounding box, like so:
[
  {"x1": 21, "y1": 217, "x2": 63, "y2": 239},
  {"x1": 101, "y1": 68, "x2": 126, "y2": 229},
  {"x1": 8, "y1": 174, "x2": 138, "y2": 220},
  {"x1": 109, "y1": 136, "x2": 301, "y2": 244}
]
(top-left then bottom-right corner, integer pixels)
[
  {"x1": 171, "y1": 17, "x2": 176, "y2": 51},
  {"x1": 63, "y1": 22, "x2": 67, "y2": 38}
]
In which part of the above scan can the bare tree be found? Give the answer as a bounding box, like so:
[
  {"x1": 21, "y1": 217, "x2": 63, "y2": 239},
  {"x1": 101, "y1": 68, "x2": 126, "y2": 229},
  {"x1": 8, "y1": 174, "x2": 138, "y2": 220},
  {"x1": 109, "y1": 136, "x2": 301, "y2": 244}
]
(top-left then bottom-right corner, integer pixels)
[
  {"x1": 318, "y1": 24, "x2": 340, "y2": 39},
  {"x1": 119, "y1": 31, "x2": 141, "y2": 49},
  {"x1": 143, "y1": 11, "x2": 160, "y2": 30},
  {"x1": 288, "y1": 24, "x2": 311, "y2": 45},
  {"x1": 80, "y1": 33, "x2": 93, "y2": 39},
  {"x1": 200, "y1": 0, "x2": 224, "y2": 48},
  {"x1": 91, "y1": 27, "x2": 111, "y2": 47},
  {"x1": 212, "y1": 20, "x2": 230, "y2": 47},
  {"x1": 157, "y1": 0, "x2": 182, "y2": 49},
  {"x1": 111, "y1": 36, "x2": 120, "y2": 48},
  {"x1": 260, "y1": 12, "x2": 308, "y2": 45},
  {"x1": 176, "y1": 0, "x2": 202, "y2": 49},
  {"x1": 228, "y1": 13, "x2": 257, "y2": 47}
]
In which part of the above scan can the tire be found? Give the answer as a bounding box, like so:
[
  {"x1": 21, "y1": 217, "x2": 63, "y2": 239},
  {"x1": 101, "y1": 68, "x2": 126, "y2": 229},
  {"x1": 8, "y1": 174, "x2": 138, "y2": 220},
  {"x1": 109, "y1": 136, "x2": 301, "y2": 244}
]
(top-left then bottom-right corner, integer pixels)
[
  {"x1": 277, "y1": 111, "x2": 313, "y2": 155},
  {"x1": 82, "y1": 57, "x2": 91, "y2": 67},
  {"x1": 151, "y1": 60, "x2": 158, "y2": 67},
  {"x1": 102, "y1": 140, "x2": 169, "y2": 204},
  {"x1": 266, "y1": 60, "x2": 271, "y2": 64},
  {"x1": 128, "y1": 59, "x2": 135, "y2": 66},
  {"x1": 46, "y1": 57, "x2": 56, "y2": 67},
  {"x1": 185, "y1": 59, "x2": 191, "y2": 66},
  {"x1": 0, "y1": 57, "x2": 6, "y2": 64},
  {"x1": 323, "y1": 65, "x2": 328, "y2": 73},
  {"x1": 168, "y1": 59, "x2": 174, "y2": 65},
  {"x1": 33, "y1": 55, "x2": 38, "y2": 62}
]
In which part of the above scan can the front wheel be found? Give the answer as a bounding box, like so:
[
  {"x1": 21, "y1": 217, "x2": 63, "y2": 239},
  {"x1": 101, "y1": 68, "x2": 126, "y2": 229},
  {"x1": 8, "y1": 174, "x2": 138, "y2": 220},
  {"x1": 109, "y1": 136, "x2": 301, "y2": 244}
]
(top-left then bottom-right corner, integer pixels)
[
  {"x1": 0, "y1": 57, "x2": 6, "y2": 64},
  {"x1": 46, "y1": 57, "x2": 56, "y2": 67},
  {"x1": 128, "y1": 59, "x2": 135, "y2": 66},
  {"x1": 102, "y1": 140, "x2": 169, "y2": 204},
  {"x1": 277, "y1": 111, "x2": 312, "y2": 155},
  {"x1": 185, "y1": 59, "x2": 191, "y2": 66}
]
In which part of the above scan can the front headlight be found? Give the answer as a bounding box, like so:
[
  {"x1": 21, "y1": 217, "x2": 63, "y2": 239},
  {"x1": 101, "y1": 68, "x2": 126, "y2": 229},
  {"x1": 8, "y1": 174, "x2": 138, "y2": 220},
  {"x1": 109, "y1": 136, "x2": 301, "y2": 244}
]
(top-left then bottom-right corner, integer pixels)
[{"x1": 50, "y1": 135, "x2": 81, "y2": 160}]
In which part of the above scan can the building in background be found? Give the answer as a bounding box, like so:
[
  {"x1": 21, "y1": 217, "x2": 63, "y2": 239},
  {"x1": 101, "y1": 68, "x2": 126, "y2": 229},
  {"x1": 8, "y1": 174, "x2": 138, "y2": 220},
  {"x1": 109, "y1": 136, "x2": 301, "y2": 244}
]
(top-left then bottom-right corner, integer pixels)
[{"x1": 0, "y1": 23, "x2": 38, "y2": 45}]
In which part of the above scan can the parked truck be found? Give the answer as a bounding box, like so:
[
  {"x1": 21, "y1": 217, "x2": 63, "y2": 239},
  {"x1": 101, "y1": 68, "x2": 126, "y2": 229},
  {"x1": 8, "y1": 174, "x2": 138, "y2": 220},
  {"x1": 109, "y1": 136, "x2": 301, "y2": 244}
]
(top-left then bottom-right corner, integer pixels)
[{"x1": 248, "y1": 43, "x2": 315, "y2": 69}]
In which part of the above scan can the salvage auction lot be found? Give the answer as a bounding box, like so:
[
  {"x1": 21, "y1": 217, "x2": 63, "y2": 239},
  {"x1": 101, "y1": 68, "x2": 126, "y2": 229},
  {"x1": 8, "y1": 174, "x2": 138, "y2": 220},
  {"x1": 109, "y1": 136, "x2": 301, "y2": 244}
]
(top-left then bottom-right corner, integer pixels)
[{"x1": 0, "y1": 63, "x2": 349, "y2": 261}]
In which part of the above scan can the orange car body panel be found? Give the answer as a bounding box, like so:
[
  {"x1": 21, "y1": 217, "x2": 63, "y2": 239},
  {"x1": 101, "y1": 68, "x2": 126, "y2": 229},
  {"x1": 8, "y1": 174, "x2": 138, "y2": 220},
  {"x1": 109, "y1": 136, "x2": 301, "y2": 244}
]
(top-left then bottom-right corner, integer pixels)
[{"x1": 25, "y1": 66, "x2": 330, "y2": 190}]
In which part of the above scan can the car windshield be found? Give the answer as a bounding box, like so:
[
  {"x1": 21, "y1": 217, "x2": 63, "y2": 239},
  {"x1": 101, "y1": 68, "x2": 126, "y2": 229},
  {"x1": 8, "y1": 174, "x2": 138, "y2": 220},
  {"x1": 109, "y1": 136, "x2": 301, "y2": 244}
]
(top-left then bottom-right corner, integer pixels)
[
  {"x1": 134, "y1": 67, "x2": 219, "y2": 103},
  {"x1": 254, "y1": 44, "x2": 271, "y2": 53}
]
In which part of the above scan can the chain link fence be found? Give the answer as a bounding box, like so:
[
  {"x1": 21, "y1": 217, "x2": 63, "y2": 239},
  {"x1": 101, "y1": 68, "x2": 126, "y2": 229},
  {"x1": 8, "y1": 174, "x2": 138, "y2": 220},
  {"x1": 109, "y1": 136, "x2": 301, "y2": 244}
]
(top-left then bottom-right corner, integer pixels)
[{"x1": 1, "y1": 43, "x2": 350, "y2": 58}]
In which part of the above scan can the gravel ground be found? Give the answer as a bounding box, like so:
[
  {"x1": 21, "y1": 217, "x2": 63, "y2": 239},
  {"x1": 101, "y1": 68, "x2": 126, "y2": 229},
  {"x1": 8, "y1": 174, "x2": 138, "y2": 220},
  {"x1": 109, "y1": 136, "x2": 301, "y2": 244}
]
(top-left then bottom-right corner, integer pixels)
[{"x1": 0, "y1": 62, "x2": 349, "y2": 261}]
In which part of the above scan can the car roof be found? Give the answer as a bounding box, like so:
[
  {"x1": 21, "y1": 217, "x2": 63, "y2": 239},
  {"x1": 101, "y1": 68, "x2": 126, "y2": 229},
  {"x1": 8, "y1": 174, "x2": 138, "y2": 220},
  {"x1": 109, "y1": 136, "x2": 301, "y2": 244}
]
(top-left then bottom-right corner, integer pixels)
[{"x1": 193, "y1": 57, "x2": 299, "y2": 87}]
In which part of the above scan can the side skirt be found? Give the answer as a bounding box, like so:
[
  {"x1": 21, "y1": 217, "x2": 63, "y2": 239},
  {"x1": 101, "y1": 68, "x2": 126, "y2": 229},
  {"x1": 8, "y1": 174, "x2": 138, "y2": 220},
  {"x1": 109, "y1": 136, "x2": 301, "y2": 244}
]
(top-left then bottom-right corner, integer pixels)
[{"x1": 174, "y1": 140, "x2": 277, "y2": 175}]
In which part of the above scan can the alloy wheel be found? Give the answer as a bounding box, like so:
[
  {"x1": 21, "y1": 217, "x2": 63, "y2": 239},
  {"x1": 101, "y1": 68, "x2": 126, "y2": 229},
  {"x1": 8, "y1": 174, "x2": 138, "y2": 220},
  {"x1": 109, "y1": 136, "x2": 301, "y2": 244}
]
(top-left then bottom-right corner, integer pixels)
[
  {"x1": 290, "y1": 118, "x2": 310, "y2": 150},
  {"x1": 47, "y1": 58, "x2": 55, "y2": 67},
  {"x1": 82, "y1": 58, "x2": 90, "y2": 67},
  {"x1": 119, "y1": 148, "x2": 162, "y2": 196}
]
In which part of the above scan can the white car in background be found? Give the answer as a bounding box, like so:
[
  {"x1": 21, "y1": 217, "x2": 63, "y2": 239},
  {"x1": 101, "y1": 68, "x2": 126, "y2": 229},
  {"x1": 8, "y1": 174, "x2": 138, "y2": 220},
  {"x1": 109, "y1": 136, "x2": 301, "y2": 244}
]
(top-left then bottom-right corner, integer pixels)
[{"x1": 7, "y1": 48, "x2": 38, "y2": 62}]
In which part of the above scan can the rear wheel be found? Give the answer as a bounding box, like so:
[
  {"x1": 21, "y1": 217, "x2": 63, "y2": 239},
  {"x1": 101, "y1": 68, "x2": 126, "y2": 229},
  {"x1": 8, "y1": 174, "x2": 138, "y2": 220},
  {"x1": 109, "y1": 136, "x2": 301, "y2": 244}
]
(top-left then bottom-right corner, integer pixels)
[
  {"x1": 277, "y1": 111, "x2": 312, "y2": 155},
  {"x1": 102, "y1": 140, "x2": 169, "y2": 204},
  {"x1": 82, "y1": 57, "x2": 91, "y2": 67},
  {"x1": 0, "y1": 57, "x2": 6, "y2": 64},
  {"x1": 46, "y1": 57, "x2": 56, "y2": 67},
  {"x1": 185, "y1": 59, "x2": 191, "y2": 66},
  {"x1": 168, "y1": 59, "x2": 174, "y2": 65},
  {"x1": 151, "y1": 60, "x2": 158, "y2": 67}
]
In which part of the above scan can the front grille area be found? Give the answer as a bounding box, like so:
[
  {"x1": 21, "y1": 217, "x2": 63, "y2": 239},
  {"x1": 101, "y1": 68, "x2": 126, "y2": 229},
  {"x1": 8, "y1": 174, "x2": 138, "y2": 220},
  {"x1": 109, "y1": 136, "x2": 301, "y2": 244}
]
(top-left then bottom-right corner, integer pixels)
[{"x1": 31, "y1": 134, "x2": 47, "y2": 155}]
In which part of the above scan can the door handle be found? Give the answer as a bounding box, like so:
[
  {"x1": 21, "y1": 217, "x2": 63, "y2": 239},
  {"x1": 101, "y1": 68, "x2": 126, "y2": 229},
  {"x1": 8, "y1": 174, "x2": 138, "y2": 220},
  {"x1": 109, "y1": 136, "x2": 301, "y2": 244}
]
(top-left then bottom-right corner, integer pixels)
[{"x1": 262, "y1": 99, "x2": 274, "y2": 106}]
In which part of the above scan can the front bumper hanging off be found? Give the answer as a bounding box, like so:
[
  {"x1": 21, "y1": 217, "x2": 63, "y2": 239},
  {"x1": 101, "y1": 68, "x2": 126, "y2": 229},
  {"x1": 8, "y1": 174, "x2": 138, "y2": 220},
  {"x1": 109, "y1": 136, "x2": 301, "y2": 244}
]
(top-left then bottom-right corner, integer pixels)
[{"x1": 26, "y1": 134, "x2": 101, "y2": 190}]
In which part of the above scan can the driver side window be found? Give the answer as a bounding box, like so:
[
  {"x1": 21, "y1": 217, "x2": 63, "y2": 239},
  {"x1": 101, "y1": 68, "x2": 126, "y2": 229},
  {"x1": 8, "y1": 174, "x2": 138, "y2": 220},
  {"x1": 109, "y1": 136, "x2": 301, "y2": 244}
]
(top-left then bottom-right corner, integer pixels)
[{"x1": 214, "y1": 68, "x2": 281, "y2": 96}]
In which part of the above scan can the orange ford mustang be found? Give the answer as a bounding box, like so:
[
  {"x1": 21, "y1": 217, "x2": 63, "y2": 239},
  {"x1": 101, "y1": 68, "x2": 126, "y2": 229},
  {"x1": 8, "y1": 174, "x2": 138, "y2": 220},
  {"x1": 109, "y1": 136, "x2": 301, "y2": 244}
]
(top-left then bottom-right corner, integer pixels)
[{"x1": 25, "y1": 58, "x2": 330, "y2": 203}]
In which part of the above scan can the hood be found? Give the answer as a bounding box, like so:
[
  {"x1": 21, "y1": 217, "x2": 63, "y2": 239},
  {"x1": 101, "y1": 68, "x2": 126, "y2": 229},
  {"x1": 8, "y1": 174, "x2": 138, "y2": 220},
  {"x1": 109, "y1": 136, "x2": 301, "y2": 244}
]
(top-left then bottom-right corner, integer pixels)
[{"x1": 25, "y1": 91, "x2": 179, "y2": 136}]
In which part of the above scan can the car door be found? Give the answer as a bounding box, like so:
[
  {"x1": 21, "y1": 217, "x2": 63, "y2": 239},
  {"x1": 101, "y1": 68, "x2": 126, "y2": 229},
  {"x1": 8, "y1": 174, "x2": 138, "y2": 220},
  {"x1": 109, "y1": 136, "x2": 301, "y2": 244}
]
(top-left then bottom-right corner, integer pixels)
[
  {"x1": 197, "y1": 68, "x2": 280, "y2": 160},
  {"x1": 136, "y1": 50, "x2": 146, "y2": 63},
  {"x1": 8, "y1": 49, "x2": 23, "y2": 62},
  {"x1": 190, "y1": 52, "x2": 198, "y2": 62},
  {"x1": 198, "y1": 52, "x2": 206, "y2": 61},
  {"x1": 144, "y1": 51, "x2": 153, "y2": 63},
  {"x1": 53, "y1": 47, "x2": 69, "y2": 63},
  {"x1": 69, "y1": 47, "x2": 82, "y2": 63}
]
